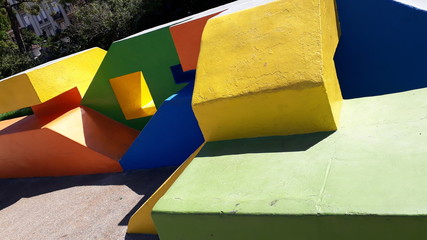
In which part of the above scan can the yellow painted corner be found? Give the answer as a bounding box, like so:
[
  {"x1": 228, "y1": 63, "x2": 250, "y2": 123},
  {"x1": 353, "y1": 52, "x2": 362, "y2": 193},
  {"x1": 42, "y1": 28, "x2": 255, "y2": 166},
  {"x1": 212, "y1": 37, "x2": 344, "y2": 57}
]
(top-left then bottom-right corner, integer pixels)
[
  {"x1": 127, "y1": 144, "x2": 205, "y2": 234},
  {"x1": 42, "y1": 107, "x2": 86, "y2": 147},
  {"x1": 0, "y1": 73, "x2": 41, "y2": 114},
  {"x1": 109, "y1": 71, "x2": 157, "y2": 120},
  {"x1": 193, "y1": 86, "x2": 337, "y2": 142},
  {"x1": 28, "y1": 47, "x2": 107, "y2": 103},
  {"x1": 191, "y1": 0, "x2": 342, "y2": 141},
  {"x1": 193, "y1": 0, "x2": 324, "y2": 105},
  {"x1": 320, "y1": 0, "x2": 343, "y2": 127}
]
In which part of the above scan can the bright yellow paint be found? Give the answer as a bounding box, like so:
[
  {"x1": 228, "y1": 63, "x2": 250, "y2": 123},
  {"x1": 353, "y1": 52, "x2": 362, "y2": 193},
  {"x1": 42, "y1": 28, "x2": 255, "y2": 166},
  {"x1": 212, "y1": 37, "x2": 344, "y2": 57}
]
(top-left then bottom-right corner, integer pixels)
[
  {"x1": 127, "y1": 144, "x2": 205, "y2": 234},
  {"x1": 192, "y1": 0, "x2": 343, "y2": 141},
  {"x1": 109, "y1": 72, "x2": 157, "y2": 120},
  {"x1": 43, "y1": 108, "x2": 86, "y2": 146},
  {"x1": 0, "y1": 48, "x2": 106, "y2": 114},
  {"x1": 320, "y1": 0, "x2": 343, "y2": 126},
  {"x1": 0, "y1": 74, "x2": 41, "y2": 113}
]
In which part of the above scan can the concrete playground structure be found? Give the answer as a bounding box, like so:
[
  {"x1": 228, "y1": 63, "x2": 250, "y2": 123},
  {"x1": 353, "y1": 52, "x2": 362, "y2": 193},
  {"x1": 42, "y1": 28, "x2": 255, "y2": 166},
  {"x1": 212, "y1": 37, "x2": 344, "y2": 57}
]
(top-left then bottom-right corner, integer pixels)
[{"x1": 1, "y1": 0, "x2": 427, "y2": 239}]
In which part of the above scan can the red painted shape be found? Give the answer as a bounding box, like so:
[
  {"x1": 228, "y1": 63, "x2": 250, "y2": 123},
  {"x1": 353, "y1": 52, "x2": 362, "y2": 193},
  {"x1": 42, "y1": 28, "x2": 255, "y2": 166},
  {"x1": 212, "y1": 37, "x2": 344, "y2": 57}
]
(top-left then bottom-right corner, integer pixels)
[
  {"x1": 0, "y1": 88, "x2": 82, "y2": 135},
  {"x1": 31, "y1": 87, "x2": 81, "y2": 117},
  {"x1": 170, "y1": 12, "x2": 222, "y2": 72}
]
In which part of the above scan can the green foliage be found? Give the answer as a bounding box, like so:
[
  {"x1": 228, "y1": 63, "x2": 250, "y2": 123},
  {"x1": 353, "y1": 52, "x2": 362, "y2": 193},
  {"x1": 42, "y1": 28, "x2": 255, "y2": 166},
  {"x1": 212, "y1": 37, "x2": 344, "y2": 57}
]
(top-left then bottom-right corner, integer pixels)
[
  {"x1": 21, "y1": 28, "x2": 44, "y2": 49},
  {"x1": 0, "y1": 0, "x2": 236, "y2": 79},
  {"x1": 0, "y1": 9, "x2": 9, "y2": 31},
  {"x1": 56, "y1": 0, "x2": 144, "y2": 53},
  {"x1": 0, "y1": 50, "x2": 39, "y2": 79},
  {"x1": 0, "y1": 107, "x2": 34, "y2": 121}
]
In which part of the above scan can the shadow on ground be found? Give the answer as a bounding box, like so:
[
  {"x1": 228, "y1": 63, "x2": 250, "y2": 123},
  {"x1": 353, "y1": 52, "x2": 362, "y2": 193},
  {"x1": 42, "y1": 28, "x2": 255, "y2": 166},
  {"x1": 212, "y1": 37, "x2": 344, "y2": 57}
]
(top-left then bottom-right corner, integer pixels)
[{"x1": 0, "y1": 167, "x2": 176, "y2": 240}]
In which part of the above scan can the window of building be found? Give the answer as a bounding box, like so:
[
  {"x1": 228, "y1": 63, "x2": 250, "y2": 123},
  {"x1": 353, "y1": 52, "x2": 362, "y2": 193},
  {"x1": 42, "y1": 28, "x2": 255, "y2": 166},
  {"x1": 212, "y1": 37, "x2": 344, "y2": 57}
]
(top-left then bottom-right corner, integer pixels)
[
  {"x1": 41, "y1": 9, "x2": 48, "y2": 20},
  {"x1": 23, "y1": 15, "x2": 31, "y2": 26}
]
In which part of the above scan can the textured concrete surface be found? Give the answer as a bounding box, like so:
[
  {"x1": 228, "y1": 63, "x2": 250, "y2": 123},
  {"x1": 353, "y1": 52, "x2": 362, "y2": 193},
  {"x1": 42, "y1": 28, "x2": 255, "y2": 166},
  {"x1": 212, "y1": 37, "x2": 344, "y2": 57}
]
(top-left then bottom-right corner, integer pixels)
[
  {"x1": 0, "y1": 48, "x2": 106, "y2": 114},
  {"x1": 192, "y1": 0, "x2": 342, "y2": 141},
  {"x1": 153, "y1": 87, "x2": 427, "y2": 240},
  {"x1": 0, "y1": 168, "x2": 175, "y2": 240}
]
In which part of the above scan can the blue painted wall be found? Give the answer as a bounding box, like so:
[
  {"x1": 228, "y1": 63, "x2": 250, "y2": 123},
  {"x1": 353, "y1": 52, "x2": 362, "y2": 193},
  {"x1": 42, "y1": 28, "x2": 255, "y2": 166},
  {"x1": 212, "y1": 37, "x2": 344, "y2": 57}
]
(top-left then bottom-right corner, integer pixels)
[
  {"x1": 335, "y1": 0, "x2": 427, "y2": 99},
  {"x1": 170, "y1": 64, "x2": 196, "y2": 84},
  {"x1": 119, "y1": 82, "x2": 204, "y2": 170}
]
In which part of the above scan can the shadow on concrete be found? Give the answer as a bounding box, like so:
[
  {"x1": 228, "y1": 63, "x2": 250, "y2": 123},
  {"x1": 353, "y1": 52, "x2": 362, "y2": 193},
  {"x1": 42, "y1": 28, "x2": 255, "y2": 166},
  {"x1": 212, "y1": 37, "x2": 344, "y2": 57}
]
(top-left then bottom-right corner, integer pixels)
[
  {"x1": 125, "y1": 233, "x2": 160, "y2": 240},
  {"x1": 197, "y1": 131, "x2": 334, "y2": 157},
  {"x1": 0, "y1": 167, "x2": 175, "y2": 239}
]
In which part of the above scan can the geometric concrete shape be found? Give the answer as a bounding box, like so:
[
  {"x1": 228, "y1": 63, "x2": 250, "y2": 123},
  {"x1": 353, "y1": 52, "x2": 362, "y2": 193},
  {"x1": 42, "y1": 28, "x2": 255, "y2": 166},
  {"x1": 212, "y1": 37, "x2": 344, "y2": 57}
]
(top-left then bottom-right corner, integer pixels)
[
  {"x1": 0, "y1": 47, "x2": 106, "y2": 114},
  {"x1": 169, "y1": 0, "x2": 250, "y2": 72},
  {"x1": 109, "y1": 72, "x2": 157, "y2": 120},
  {"x1": 43, "y1": 106, "x2": 140, "y2": 161},
  {"x1": 0, "y1": 128, "x2": 123, "y2": 179},
  {"x1": 0, "y1": 102, "x2": 139, "y2": 178},
  {"x1": 169, "y1": 12, "x2": 222, "y2": 72},
  {"x1": 81, "y1": 22, "x2": 188, "y2": 130},
  {"x1": 80, "y1": 1, "x2": 246, "y2": 130},
  {"x1": 119, "y1": 82, "x2": 205, "y2": 170},
  {"x1": 192, "y1": 0, "x2": 343, "y2": 141},
  {"x1": 127, "y1": 144, "x2": 204, "y2": 234},
  {"x1": 31, "y1": 87, "x2": 82, "y2": 117},
  {"x1": 335, "y1": 0, "x2": 427, "y2": 98},
  {"x1": 152, "y1": 87, "x2": 427, "y2": 240}
]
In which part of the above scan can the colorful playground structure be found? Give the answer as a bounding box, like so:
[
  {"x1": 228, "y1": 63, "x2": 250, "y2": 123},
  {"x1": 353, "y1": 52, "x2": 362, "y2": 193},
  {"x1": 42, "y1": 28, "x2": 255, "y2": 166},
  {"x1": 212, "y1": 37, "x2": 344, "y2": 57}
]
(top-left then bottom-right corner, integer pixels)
[{"x1": 1, "y1": 0, "x2": 427, "y2": 239}]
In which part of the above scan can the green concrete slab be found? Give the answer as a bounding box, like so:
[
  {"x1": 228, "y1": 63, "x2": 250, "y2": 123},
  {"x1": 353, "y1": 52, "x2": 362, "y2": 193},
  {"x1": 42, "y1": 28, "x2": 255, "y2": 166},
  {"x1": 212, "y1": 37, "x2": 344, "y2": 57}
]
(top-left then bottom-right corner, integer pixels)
[
  {"x1": 81, "y1": 26, "x2": 186, "y2": 130},
  {"x1": 152, "y1": 87, "x2": 427, "y2": 239}
]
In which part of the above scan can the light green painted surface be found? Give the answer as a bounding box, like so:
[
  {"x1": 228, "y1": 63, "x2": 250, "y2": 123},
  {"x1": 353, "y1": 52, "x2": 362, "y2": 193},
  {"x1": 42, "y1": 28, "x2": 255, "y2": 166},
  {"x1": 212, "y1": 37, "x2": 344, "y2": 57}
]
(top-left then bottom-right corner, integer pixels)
[{"x1": 152, "y1": 87, "x2": 427, "y2": 239}]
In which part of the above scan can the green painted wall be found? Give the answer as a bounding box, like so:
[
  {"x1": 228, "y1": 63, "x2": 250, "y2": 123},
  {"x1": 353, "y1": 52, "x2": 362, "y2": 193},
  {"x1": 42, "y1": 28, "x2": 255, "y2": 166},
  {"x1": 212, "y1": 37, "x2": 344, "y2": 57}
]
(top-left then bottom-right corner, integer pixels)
[
  {"x1": 152, "y1": 87, "x2": 427, "y2": 239},
  {"x1": 153, "y1": 214, "x2": 427, "y2": 240},
  {"x1": 81, "y1": 27, "x2": 187, "y2": 130}
]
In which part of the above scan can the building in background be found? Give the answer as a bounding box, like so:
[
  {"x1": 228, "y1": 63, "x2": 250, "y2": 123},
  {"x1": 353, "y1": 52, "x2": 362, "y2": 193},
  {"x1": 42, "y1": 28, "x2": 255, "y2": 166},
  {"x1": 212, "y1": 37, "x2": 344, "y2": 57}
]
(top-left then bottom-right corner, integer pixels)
[{"x1": 8, "y1": 0, "x2": 74, "y2": 38}]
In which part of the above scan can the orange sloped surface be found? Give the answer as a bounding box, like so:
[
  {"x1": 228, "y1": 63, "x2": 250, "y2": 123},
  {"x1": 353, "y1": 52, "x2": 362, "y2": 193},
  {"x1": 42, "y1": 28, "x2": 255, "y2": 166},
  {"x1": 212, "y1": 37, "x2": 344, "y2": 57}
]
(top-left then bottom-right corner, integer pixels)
[
  {"x1": 0, "y1": 104, "x2": 139, "y2": 178},
  {"x1": 0, "y1": 129, "x2": 122, "y2": 178},
  {"x1": 44, "y1": 106, "x2": 140, "y2": 160}
]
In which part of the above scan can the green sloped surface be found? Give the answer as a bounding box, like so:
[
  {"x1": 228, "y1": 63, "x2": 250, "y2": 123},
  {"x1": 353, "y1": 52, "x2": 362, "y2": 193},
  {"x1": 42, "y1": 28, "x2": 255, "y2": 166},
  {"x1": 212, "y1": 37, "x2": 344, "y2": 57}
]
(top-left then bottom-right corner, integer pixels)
[{"x1": 153, "y1": 87, "x2": 427, "y2": 239}]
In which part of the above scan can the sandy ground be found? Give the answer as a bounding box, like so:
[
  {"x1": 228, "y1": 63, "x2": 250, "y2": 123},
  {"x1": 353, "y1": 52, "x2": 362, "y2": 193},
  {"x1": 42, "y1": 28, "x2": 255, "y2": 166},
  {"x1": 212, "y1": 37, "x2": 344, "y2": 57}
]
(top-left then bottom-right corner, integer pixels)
[{"x1": 0, "y1": 167, "x2": 176, "y2": 240}]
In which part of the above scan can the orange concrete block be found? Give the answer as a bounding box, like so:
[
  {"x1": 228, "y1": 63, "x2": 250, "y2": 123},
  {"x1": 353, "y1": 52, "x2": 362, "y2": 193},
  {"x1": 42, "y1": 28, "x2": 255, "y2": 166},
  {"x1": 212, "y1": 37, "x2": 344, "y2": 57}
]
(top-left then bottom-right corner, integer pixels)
[
  {"x1": 0, "y1": 105, "x2": 139, "y2": 178},
  {"x1": 31, "y1": 87, "x2": 82, "y2": 117},
  {"x1": 170, "y1": 12, "x2": 222, "y2": 71},
  {"x1": 44, "y1": 107, "x2": 140, "y2": 161},
  {"x1": 0, "y1": 129, "x2": 122, "y2": 178}
]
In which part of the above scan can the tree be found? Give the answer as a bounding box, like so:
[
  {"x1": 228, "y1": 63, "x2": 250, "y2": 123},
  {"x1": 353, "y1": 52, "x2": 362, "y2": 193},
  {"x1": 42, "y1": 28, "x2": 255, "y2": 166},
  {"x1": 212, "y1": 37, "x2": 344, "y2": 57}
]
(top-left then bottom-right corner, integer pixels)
[
  {"x1": 0, "y1": 10, "x2": 40, "y2": 79},
  {"x1": 55, "y1": 0, "x2": 144, "y2": 53},
  {"x1": 0, "y1": 0, "x2": 76, "y2": 53}
]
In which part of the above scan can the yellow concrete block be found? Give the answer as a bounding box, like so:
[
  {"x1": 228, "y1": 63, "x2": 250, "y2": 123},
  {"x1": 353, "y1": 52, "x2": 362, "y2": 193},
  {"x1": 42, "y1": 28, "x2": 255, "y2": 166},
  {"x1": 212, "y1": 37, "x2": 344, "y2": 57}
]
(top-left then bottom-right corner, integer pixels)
[
  {"x1": 192, "y1": 0, "x2": 343, "y2": 141},
  {"x1": 127, "y1": 144, "x2": 205, "y2": 234},
  {"x1": 109, "y1": 71, "x2": 157, "y2": 120},
  {"x1": 0, "y1": 48, "x2": 106, "y2": 114}
]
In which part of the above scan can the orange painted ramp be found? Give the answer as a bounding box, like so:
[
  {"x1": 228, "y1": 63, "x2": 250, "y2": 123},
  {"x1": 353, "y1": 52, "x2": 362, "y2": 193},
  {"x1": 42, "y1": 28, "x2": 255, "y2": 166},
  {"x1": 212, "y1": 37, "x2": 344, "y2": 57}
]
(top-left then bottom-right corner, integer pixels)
[
  {"x1": 44, "y1": 107, "x2": 140, "y2": 161},
  {"x1": 0, "y1": 129, "x2": 122, "y2": 179},
  {"x1": 0, "y1": 106, "x2": 139, "y2": 178}
]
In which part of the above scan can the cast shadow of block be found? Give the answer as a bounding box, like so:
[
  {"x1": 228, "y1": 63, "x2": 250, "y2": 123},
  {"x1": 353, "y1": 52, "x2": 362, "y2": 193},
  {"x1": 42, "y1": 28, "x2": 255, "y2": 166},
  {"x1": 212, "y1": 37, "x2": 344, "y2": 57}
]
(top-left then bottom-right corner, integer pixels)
[{"x1": 197, "y1": 131, "x2": 334, "y2": 157}]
